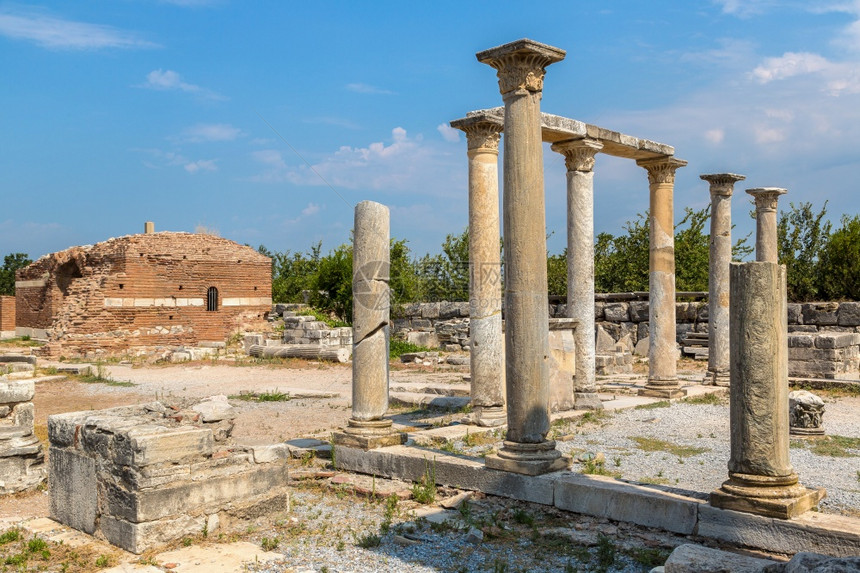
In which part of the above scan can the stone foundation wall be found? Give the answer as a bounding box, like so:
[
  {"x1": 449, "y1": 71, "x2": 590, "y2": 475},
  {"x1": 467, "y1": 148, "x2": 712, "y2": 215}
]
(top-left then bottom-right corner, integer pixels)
[
  {"x1": 48, "y1": 398, "x2": 289, "y2": 554},
  {"x1": 0, "y1": 296, "x2": 15, "y2": 334},
  {"x1": 281, "y1": 315, "x2": 352, "y2": 348},
  {"x1": 788, "y1": 332, "x2": 860, "y2": 379},
  {"x1": 0, "y1": 379, "x2": 45, "y2": 494}
]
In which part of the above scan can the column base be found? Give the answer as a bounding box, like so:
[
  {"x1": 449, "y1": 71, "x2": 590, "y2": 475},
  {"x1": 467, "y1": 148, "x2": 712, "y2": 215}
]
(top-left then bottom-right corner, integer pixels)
[
  {"x1": 790, "y1": 426, "x2": 825, "y2": 437},
  {"x1": 574, "y1": 392, "x2": 604, "y2": 410},
  {"x1": 709, "y1": 472, "x2": 826, "y2": 519},
  {"x1": 462, "y1": 406, "x2": 507, "y2": 427},
  {"x1": 484, "y1": 440, "x2": 570, "y2": 475},
  {"x1": 332, "y1": 419, "x2": 407, "y2": 450},
  {"x1": 638, "y1": 384, "x2": 687, "y2": 399},
  {"x1": 707, "y1": 370, "x2": 730, "y2": 387}
]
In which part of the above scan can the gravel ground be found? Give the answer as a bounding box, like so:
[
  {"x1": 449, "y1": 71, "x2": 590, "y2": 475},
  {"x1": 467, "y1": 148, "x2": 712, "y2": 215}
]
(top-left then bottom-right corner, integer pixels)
[{"x1": 551, "y1": 394, "x2": 860, "y2": 517}]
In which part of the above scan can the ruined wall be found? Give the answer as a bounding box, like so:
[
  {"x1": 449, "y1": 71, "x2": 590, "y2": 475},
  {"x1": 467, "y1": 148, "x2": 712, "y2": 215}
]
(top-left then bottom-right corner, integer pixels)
[
  {"x1": 16, "y1": 233, "x2": 272, "y2": 357},
  {"x1": 0, "y1": 296, "x2": 15, "y2": 334}
]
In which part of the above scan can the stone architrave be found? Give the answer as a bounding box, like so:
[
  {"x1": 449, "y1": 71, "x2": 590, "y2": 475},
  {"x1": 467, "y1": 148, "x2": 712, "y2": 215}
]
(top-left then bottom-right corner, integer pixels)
[
  {"x1": 449, "y1": 115, "x2": 506, "y2": 427},
  {"x1": 477, "y1": 39, "x2": 569, "y2": 475},
  {"x1": 637, "y1": 157, "x2": 688, "y2": 399},
  {"x1": 700, "y1": 173, "x2": 745, "y2": 387},
  {"x1": 334, "y1": 201, "x2": 405, "y2": 450},
  {"x1": 551, "y1": 138, "x2": 604, "y2": 410},
  {"x1": 709, "y1": 262, "x2": 825, "y2": 518},
  {"x1": 747, "y1": 188, "x2": 787, "y2": 263}
]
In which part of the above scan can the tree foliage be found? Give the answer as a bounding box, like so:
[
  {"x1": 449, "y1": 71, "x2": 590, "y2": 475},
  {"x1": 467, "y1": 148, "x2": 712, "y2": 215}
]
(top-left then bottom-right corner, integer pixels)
[
  {"x1": 0, "y1": 253, "x2": 32, "y2": 296},
  {"x1": 817, "y1": 214, "x2": 860, "y2": 301},
  {"x1": 777, "y1": 201, "x2": 831, "y2": 302}
]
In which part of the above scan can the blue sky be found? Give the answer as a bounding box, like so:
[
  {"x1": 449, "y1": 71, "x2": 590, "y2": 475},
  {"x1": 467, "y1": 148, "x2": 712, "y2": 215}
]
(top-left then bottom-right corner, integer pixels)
[{"x1": 2, "y1": 1, "x2": 860, "y2": 261}]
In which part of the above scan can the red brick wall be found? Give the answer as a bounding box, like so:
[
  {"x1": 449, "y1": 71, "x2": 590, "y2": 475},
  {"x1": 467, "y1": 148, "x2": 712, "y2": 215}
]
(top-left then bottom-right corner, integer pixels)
[
  {"x1": 0, "y1": 296, "x2": 14, "y2": 331},
  {"x1": 16, "y1": 233, "x2": 272, "y2": 357}
]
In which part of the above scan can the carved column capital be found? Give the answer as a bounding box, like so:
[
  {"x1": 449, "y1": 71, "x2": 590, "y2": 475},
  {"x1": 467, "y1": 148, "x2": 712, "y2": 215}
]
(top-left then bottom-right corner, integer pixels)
[
  {"x1": 477, "y1": 39, "x2": 565, "y2": 95},
  {"x1": 551, "y1": 138, "x2": 603, "y2": 172},
  {"x1": 637, "y1": 156, "x2": 688, "y2": 186},
  {"x1": 747, "y1": 187, "x2": 787, "y2": 213},
  {"x1": 701, "y1": 173, "x2": 746, "y2": 197},
  {"x1": 463, "y1": 122, "x2": 503, "y2": 153}
]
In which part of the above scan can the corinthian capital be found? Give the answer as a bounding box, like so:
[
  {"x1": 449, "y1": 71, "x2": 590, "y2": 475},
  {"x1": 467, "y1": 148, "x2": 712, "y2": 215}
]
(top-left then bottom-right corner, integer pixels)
[
  {"x1": 637, "y1": 156, "x2": 688, "y2": 186},
  {"x1": 551, "y1": 138, "x2": 603, "y2": 172},
  {"x1": 477, "y1": 39, "x2": 565, "y2": 95},
  {"x1": 747, "y1": 187, "x2": 787, "y2": 213},
  {"x1": 700, "y1": 173, "x2": 746, "y2": 197},
  {"x1": 450, "y1": 116, "x2": 503, "y2": 153}
]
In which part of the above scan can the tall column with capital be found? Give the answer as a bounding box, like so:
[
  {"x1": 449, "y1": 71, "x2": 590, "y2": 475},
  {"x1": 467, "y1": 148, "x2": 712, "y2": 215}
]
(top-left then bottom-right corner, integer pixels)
[
  {"x1": 701, "y1": 173, "x2": 745, "y2": 386},
  {"x1": 637, "y1": 157, "x2": 687, "y2": 399},
  {"x1": 477, "y1": 39, "x2": 568, "y2": 475},
  {"x1": 450, "y1": 114, "x2": 506, "y2": 427},
  {"x1": 551, "y1": 138, "x2": 604, "y2": 410},
  {"x1": 747, "y1": 188, "x2": 787, "y2": 263}
]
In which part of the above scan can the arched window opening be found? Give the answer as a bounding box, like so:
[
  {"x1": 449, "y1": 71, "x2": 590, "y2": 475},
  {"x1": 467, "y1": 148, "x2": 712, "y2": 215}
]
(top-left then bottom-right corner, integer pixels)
[{"x1": 207, "y1": 287, "x2": 218, "y2": 312}]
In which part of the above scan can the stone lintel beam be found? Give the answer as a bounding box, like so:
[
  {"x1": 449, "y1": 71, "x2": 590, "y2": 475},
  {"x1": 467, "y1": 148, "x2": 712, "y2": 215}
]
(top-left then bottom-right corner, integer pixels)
[{"x1": 461, "y1": 107, "x2": 673, "y2": 160}]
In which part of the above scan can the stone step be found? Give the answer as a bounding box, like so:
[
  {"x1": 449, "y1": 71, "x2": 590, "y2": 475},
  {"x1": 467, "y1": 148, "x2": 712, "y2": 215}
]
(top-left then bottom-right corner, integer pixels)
[{"x1": 389, "y1": 392, "x2": 470, "y2": 411}]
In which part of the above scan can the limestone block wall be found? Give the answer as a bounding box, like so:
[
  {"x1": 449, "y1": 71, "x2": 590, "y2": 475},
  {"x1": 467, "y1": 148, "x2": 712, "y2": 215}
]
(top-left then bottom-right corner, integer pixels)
[
  {"x1": 281, "y1": 315, "x2": 352, "y2": 347},
  {"x1": 48, "y1": 399, "x2": 289, "y2": 554},
  {"x1": 0, "y1": 296, "x2": 15, "y2": 335},
  {"x1": 0, "y1": 380, "x2": 45, "y2": 494},
  {"x1": 16, "y1": 232, "x2": 272, "y2": 358},
  {"x1": 392, "y1": 302, "x2": 470, "y2": 351},
  {"x1": 788, "y1": 332, "x2": 860, "y2": 379}
]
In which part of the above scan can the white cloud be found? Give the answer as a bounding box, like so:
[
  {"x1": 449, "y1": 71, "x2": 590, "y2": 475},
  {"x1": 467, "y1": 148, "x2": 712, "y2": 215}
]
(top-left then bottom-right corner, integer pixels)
[
  {"x1": 184, "y1": 159, "x2": 217, "y2": 173},
  {"x1": 753, "y1": 125, "x2": 787, "y2": 143},
  {"x1": 751, "y1": 52, "x2": 831, "y2": 83},
  {"x1": 437, "y1": 124, "x2": 460, "y2": 143},
  {"x1": 0, "y1": 7, "x2": 158, "y2": 50},
  {"x1": 704, "y1": 129, "x2": 725, "y2": 144},
  {"x1": 712, "y1": 0, "x2": 777, "y2": 17},
  {"x1": 141, "y1": 69, "x2": 225, "y2": 100},
  {"x1": 301, "y1": 203, "x2": 321, "y2": 217},
  {"x1": 249, "y1": 127, "x2": 465, "y2": 197},
  {"x1": 346, "y1": 83, "x2": 394, "y2": 95},
  {"x1": 176, "y1": 123, "x2": 243, "y2": 143}
]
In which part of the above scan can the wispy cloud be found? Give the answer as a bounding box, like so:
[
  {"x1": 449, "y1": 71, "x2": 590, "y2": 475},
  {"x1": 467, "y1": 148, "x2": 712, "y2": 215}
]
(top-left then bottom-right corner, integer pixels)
[
  {"x1": 249, "y1": 126, "x2": 464, "y2": 197},
  {"x1": 712, "y1": 0, "x2": 778, "y2": 18},
  {"x1": 134, "y1": 148, "x2": 218, "y2": 174},
  {"x1": 345, "y1": 82, "x2": 395, "y2": 95},
  {"x1": 283, "y1": 202, "x2": 323, "y2": 226},
  {"x1": 140, "y1": 69, "x2": 226, "y2": 100},
  {"x1": 437, "y1": 124, "x2": 460, "y2": 143},
  {"x1": 751, "y1": 52, "x2": 831, "y2": 82},
  {"x1": 0, "y1": 7, "x2": 158, "y2": 50},
  {"x1": 175, "y1": 123, "x2": 243, "y2": 143}
]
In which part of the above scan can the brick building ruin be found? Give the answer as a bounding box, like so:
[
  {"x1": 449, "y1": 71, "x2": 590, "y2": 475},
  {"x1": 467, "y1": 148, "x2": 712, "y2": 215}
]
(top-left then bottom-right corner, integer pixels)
[{"x1": 15, "y1": 230, "x2": 272, "y2": 357}]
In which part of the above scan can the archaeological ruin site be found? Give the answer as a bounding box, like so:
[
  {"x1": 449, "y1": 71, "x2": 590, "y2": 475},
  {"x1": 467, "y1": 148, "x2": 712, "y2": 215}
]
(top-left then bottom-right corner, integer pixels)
[{"x1": 1, "y1": 38, "x2": 858, "y2": 572}]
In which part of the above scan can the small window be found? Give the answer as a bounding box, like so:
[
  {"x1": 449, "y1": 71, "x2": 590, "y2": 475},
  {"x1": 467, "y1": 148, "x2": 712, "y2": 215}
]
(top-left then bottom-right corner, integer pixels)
[{"x1": 207, "y1": 286, "x2": 218, "y2": 312}]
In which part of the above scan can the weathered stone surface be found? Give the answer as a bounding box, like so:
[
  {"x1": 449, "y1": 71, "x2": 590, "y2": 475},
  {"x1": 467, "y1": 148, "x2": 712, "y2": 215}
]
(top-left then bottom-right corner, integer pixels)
[
  {"x1": 0, "y1": 380, "x2": 35, "y2": 404},
  {"x1": 789, "y1": 390, "x2": 825, "y2": 434},
  {"x1": 787, "y1": 303, "x2": 803, "y2": 325},
  {"x1": 604, "y1": 303, "x2": 629, "y2": 322},
  {"x1": 837, "y1": 301, "x2": 860, "y2": 327},
  {"x1": 629, "y1": 301, "x2": 649, "y2": 322},
  {"x1": 49, "y1": 448, "x2": 97, "y2": 534},
  {"x1": 663, "y1": 543, "x2": 776, "y2": 573},
  {"x1": 191, "y1": 396, "x2": 235, "y2": 422},
  {"x1": 763, "y1": 552, "x2": 860, "y2": 572}
]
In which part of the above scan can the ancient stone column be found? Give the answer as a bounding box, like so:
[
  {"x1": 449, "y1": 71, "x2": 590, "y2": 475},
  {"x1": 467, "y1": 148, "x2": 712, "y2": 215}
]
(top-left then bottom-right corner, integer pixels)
[
  {"x1": 700, "y1": 173, "x2": 745, "y2": 387},
  {"x1": 637, "y1": 157, "x2": 687, "y2": 399},
  {"x1": 551, "y1": 138, "x2": 604, "y2": 410},
  {"x1": 334, "y1": 201, "x2": 404, "y2": 450},
  {"x1": 449, "y1": 115, "x2": 506, "y2": 427},
  {"x1": 747, "y1": 188, "x2": 787, "y2": 263},
  {"x1": 709, "y1": 261, "x2": 824, "y2": 518},
  {"x1": 477, "y1": 38, "x2": 568, "y2": 475}
]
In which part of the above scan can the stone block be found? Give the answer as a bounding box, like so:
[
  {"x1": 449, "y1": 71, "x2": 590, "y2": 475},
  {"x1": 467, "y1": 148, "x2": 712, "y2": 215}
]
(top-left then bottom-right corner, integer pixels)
[
  {"x1": 788, "y1": 335, "x2": 814, "y2": 348},
  {"x1": 333, "y1": 445, "x2": 557, "y2": 505},
  {"x1": 0, "y1": 380, "x2": 35, "y2": 404},
  {"x1": 802, "y1": 303, "x2": 839, "y2": 326},
  {"x1": 637, "y1": 322, "x2": 650, "y2": 342},
  {"x1": 663, "y1": 543, "x2": 776, "y2": 572},
  {"x1": 49, "y1": 448, "x2": 98, "y2": 534},
  {"x1": 594, "y1": 302, "x2": 605, "y2": 321},
  {"x1": 411, "y1": 319, "x2": 433, "y2": 330},
  {"x1": 771, "y1": 552, "x2": 860, "y2": 572},
  {"x1": 421, "y1": 303, "x2": 440, "y2": 319},
  {"x1": 0, "y1": 354, "x2": 37, "y2": 365},
  {"x1": 554, "y1": 474, "x2": 699, "y2": 534},
  {"x1": 697, "y1": 505, "x2": 860, "y2": 557},
  {"x1": 837, "y1": 301, "x2": 860, "y2": 327},
  {"x1": 814, "y1": 333, "x2": 860, "y2": 349},
  {"x1": 787, "y1": 303, "x2": 803, "y2": 325},
  {"x1": 629, "y1": 301, "x2": 649, "y2": 322},
  {"x1": 696, "y1": 303, "x2": 709, "y2": 322},
  {"x1": 124, "y1": 426, "x2": 213, "y2": 467},
  {"x1": 100, "y1": 513, "x2": 206, "y2": 555},
  {"x1": 603, "y1": 303, "x2": 629, "y2": 322},
  {"x1": 789, "y1": 325, "x2": 818, "y2": 333}
]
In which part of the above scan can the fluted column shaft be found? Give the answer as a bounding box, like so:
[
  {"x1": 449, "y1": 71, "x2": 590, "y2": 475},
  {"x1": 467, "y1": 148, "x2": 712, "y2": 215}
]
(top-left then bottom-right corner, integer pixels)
[
  {"x1": 551, "y1": 138, "x2": 603, "y2": 410},
  {"x1": 701, "y1": 173, "x2": 745, "y2": 386}
]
